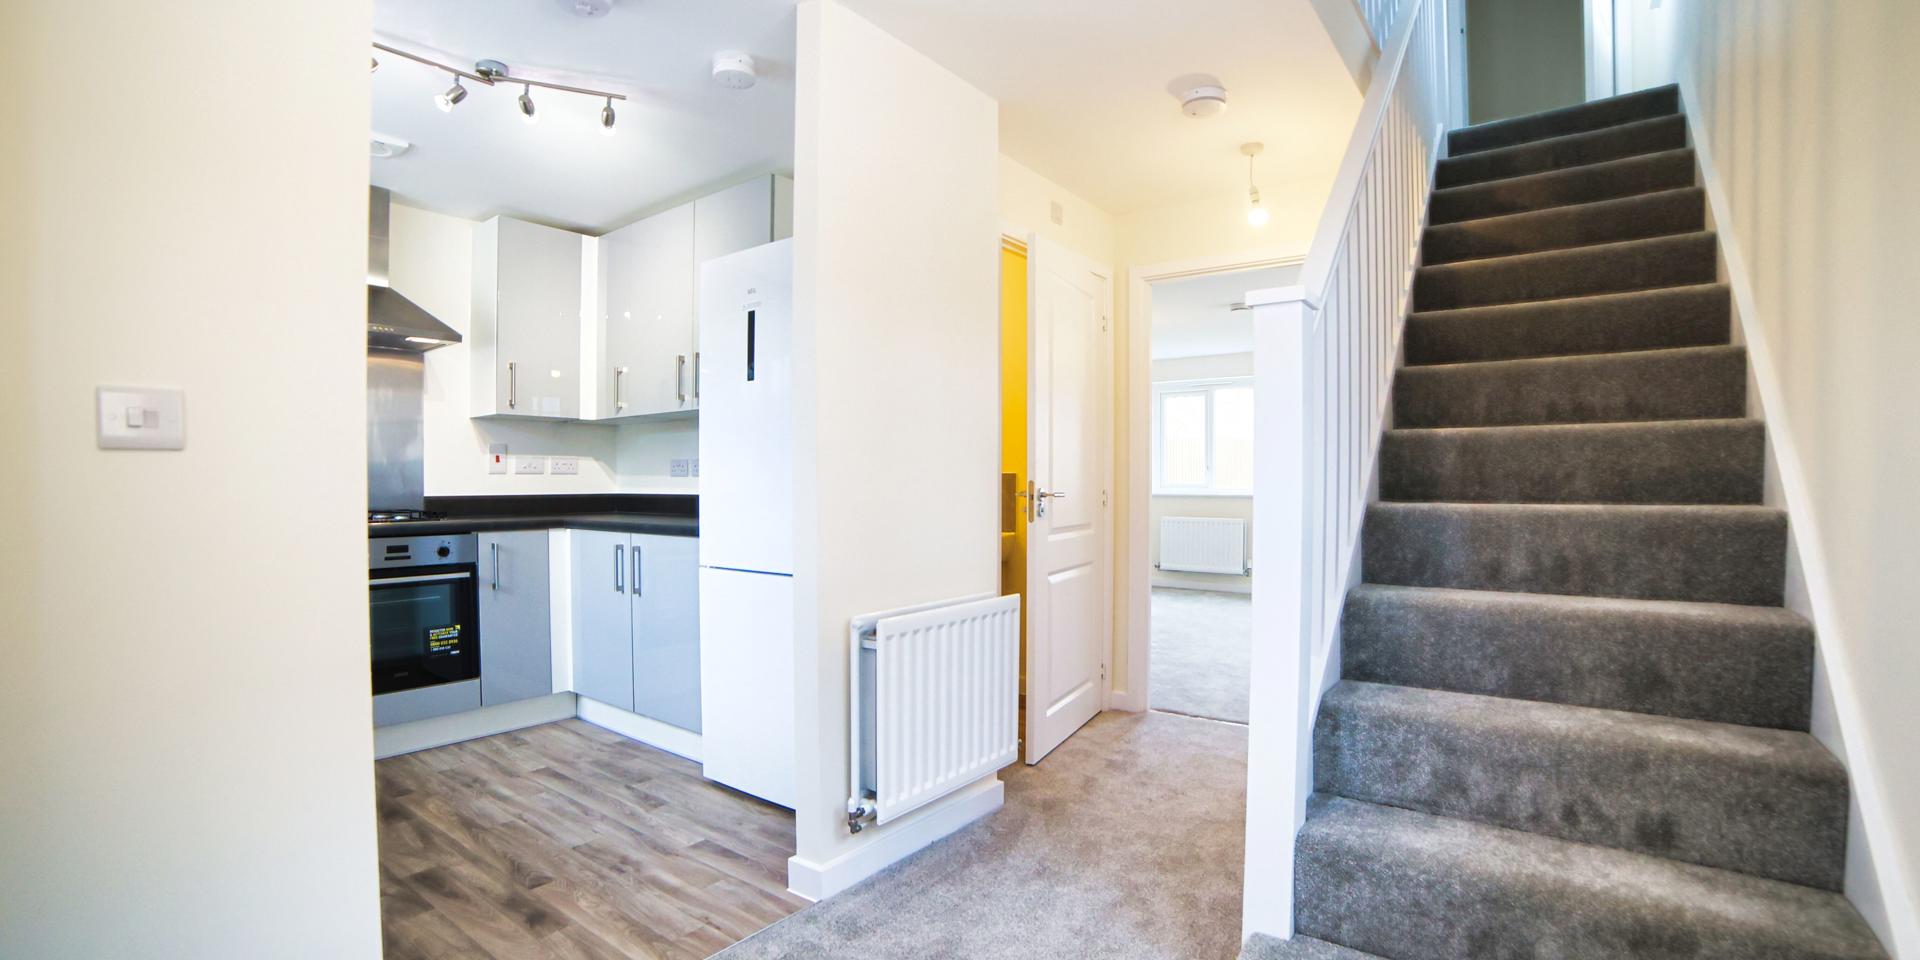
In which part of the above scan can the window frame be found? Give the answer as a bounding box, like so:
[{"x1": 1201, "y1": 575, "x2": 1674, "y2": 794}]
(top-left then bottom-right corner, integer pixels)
[{"x1": 1151, "y1": 376, "x2": 1254, "y2": 497}]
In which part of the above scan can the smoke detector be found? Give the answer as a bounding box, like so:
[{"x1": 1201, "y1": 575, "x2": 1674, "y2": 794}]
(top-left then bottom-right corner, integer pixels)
[
  {"x1": 712, "y1": 51, "x2": 757, "y2": 90},
  {"x1": 1179, "y1": 83, "x2": 1228, "y2": 119},
  {"x1": 559, "y1": 0, "x2": 614, "y2": 17}
]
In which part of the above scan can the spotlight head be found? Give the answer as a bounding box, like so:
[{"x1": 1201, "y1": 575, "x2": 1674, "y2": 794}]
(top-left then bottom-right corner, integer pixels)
[
  {"x1": 434, "y1": 78, "x2": 467, "y2": 112},
  {"x1": 518, "y1": 85, "x2": 538, "y2": 124},
  {"x1": 600, "y1": 98, "x2": 617, "y2": 136}
]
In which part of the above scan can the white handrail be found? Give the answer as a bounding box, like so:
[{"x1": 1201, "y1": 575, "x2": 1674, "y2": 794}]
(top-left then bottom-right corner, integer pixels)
[{"x1": 1240, "y1": 0, "x2": 1452, "y2": 941}]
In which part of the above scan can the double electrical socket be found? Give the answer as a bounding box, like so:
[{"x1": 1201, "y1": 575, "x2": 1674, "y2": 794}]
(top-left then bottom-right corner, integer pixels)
[{"x1": 491, "y1": 444, "x2": 581, "y2": 477}]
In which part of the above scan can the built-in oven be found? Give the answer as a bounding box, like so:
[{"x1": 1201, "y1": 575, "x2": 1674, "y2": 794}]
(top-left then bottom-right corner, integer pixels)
[{"x1": 369, "y1": 534, "x2": 480, "y2": 695}]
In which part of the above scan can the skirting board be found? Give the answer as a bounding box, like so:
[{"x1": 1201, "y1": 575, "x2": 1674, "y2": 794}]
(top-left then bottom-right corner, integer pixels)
[
  {"x1": 576, "y1": 696, "x2": 703, "y2": 763},
  {"x1": 786, "y1": 775, "x2": 1004, "y2": 902},
  {"x1": 1151, "y1": 574, "x2": 1252, "y2": 595},
  {"x1": 374, "y1": 692, "x2": 577, "y2": 760}
]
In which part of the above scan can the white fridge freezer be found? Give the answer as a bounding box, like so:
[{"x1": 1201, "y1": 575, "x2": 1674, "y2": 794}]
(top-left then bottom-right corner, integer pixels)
[{"x1": 697, "y1": 238, "x2": 797, "y2": 807}]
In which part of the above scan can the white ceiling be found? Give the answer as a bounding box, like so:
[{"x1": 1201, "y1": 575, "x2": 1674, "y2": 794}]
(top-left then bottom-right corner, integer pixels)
[
  {"x1": 370, "y1": 0, "x2": 797, "y2": 234},
  {"x1": 1151, "y1": 266, "x2": 1297, "y2": 360},
  {"x1": 837, "y1": 0, "x2": 1364, "y2": 215}
]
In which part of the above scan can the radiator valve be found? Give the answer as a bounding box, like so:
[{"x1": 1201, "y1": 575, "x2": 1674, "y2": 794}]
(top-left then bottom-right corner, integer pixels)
[{"x1": 847, "y1": 796, "x2": 878, "y2": 833}]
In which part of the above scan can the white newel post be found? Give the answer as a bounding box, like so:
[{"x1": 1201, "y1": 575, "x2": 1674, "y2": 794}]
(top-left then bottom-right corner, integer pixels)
[{"x1": 1241, "y1": 286, "x2": 1320, "y2": 940}]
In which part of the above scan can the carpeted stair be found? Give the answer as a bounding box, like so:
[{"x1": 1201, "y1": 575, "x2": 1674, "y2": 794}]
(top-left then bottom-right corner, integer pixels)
[{"x1": 1246, "y1": 86, "x2": 1890, "y2": 959}]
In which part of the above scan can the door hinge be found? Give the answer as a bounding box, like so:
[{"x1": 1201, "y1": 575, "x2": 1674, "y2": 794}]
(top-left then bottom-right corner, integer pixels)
[
  {"x1": 1102, "y1": 489, "x2": 1109, "y2": 508},
  {"x1": 1101, "y1": 315, "x2": 1109, "y2": 332},
  {"x1": 1101, "y1": 663, "x2": 1108, "y2": 681}
]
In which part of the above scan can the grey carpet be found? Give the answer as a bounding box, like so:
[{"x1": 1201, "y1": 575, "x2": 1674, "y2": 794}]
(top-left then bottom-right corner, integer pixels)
[
  {"x1": 715, "y1": 711, "x2": 1247, "y2": 960},
  {"x1": 1277, "y1": 85, "x2": 1889, "y2": 959},
  {"x1": 1149, "y1": 588, "x2": 1251, "y2": 724}
]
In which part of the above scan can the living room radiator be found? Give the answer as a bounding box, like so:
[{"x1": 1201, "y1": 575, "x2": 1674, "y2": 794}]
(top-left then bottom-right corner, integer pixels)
[
  {"x1": 1159, "y1": 516, "x2": 1249, "y2": 575},
  {"x1": 847, "y1": 593, "x2": 1021, "y2": 831}
]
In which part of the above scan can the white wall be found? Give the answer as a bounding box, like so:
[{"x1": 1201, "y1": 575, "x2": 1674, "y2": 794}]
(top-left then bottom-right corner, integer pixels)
[
  {"x1": 1000, "y1": 154, "x2": 1116, "y2": 265},
  {"x1": 789, "y1": 0, "x2": 1003, "y2": 898},
  {"x1": 1466, "y1": 0, "x2": 1586, "y2": 123},
  {"x1": 0, "y1": 1, "x2": 381, "y2": 957},
  {"x1": 1149, "y1": 354, "x2": 1255, "y2": 592},
  {"x1": 1612, "y1": 0, "x2": 1920, "y2": 949},
  {"x1": 387, "y1": 202, "x2": 700, "y2": 497}
]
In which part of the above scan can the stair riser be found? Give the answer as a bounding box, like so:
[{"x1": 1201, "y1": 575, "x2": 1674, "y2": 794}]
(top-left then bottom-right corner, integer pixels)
[
  {"x1": 1405, "y1": 284, "x2": 1730, "y2": 365},
  {"x1": 1342, "y1": 586, "x2": 1814, "y2": 729},
  {"x1": 1430, "y1": 149, "x2": 1697, "y2": 224},
  {"x1": 1414, "y1": 232, "x2": 1719, "y2": 311},
  {"x1": 1438, "y1": 114, "x2": 1689, "y2": 189},
  {"x1": 1394, "y1": 346, "x2": 1746, "y2": 429},
  {"x1": 1361, "y1": 505, "x2": 1787, "y2": 605},
  {"x1": 1296, "y1": 813, "x2": 1879, "y2": 960},
  {"x1": 1449, "y1": 85, "x2": 1680, "y2": 156},
  {"x1": 1380, "y1": 421, "x2": 1764, "y2": 504},
  {"x1": 1423, "y1": 188, "x2": 1704, "y2": 265},
  {"x1": 1313, "y1": 688, "x2": 1847, "y2": 889}
]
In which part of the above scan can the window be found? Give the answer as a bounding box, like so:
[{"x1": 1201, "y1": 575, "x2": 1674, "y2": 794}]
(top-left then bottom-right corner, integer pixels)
[{"x1": 1154, "y1": 378, "x2": 1254, "y2": 495}]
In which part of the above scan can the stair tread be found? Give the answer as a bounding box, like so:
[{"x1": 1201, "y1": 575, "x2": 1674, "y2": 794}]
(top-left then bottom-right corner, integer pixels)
[
  {"x1": 1322, "y1": 678, "x2": 1838, "y2": 773},
  {"x1": 1296, "y1": 796, "x2": 1887, "y2": 959},
  {"x1": 1448, "y1": 84, "x2": 1680, "y2": 155},
  {"x1": 1412, "y1": 231, "x2": 1719, "y2": 311},
  {"x1": 1436, "y1": 113, "x2": 1689, "y2": 189},
  {"x1": 1430, "y1": 148, "x2": 1697, "y2": 224},
  {"x1": 1422, "y1": 186, "x2": 1705, "y2": 265}
]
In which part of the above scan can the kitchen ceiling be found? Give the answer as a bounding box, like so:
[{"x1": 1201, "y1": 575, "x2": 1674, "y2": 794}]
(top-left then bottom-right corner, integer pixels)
[
  {"x1": 1151, "y1": 266, "x2": 1296, "y2": 360},
  {"x1": 837, "y1": 0, "x2": 1365, "y2": 215},
  {"x1": 371, "y1": 0, "x2": 797, "y2": 234}
]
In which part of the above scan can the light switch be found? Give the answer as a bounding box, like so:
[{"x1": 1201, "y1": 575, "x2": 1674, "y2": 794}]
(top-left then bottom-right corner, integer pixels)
[
  {"x1": 488, "y1": 443, "x2": 509, "y2": 475},
  {"x1": 98, "y1": 387, "x2": 184, "y2": 450}
]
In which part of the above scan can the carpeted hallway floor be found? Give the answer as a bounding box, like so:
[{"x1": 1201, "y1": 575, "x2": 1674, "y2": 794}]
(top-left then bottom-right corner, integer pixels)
[
  {"x1": 715, "y1": 710, "x2": 1247, "y2": 960},
  {"x1": 1149, "y1": 588, "x2": 1251, "y2": 724}
]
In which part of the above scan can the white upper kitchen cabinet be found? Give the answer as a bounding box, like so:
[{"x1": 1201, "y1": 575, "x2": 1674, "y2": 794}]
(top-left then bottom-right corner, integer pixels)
[
  {"x1": 600, "y1": 203, "x2": 695, "y2": 420},
  {"x1": 471, "y1": 216, "x2": 583, "y2": 420}
]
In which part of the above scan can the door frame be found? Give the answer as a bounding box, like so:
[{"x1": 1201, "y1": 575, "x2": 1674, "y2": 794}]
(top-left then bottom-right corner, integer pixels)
[
  {"x1": 1006, "y1": 228, "x2": 1115, "y2": 760},
  {"x1": 1120, "y1": 249, "x2": 1307, "y2": 715}
]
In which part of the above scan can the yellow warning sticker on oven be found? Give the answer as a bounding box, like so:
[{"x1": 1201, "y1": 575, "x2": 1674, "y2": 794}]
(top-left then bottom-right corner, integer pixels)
[{"x1": 426, "y1": 624, "x2": 463, "y2": 654}]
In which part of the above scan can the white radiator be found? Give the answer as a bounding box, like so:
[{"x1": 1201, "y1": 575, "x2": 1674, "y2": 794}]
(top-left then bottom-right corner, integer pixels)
[
  {"x1": 1159, "y1": 516, "x2": 1249, "y2": 575},
  {"x1": 848, "y1": 593, "x2": 1021, "y2": 830}
]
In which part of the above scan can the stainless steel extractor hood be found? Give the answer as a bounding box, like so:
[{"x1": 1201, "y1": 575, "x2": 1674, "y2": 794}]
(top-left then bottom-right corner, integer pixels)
[{"x1": 367, "y1": 187, "x2": 462, "y2": 352}]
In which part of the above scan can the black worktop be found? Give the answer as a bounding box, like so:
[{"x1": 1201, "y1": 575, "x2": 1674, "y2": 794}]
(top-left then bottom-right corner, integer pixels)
[{"x1": 368, "y1": 494, "x2": 697, "y2": 539}]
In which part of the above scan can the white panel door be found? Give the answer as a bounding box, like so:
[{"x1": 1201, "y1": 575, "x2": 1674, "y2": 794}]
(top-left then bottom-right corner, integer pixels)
[{"x1": 1025, "y1": 237, "x2": 1110, "y2": 764}]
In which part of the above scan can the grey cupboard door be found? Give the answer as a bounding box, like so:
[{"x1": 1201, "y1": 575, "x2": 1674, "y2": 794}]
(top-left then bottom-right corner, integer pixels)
[
  {"x1": 478, "y1": 530, "x2": 552, "y2": 707},
  {"x1": 631, "y1": 534, "x2": 700, "y2": 731},
  {"x1": 570, "y1": 529, "x2": 634, "y2": 711}
]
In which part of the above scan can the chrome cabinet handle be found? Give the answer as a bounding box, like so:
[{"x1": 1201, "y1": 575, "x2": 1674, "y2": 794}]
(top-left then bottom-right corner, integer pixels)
[
  {"x1": 614, "y1": 366, "x2": 627, "y2": 412},
  {"x1": 693, "y1": 352, "x2": 700, "y2": 402},
  {"x1": 614, "y1": 543, "x2": 624, "y2": 593},
  {"x1": 508, "y1": 361, "x2": 518, "y2": 410},
  {"x1": 490, "y1": 541, "x2": 500, "y2": 591},
  {"x1": 631, "y1": 544, "x2": 642, "y2": 596},
  {"x1": 676, "y1": 355, "x2": 687, "y2": 403}
]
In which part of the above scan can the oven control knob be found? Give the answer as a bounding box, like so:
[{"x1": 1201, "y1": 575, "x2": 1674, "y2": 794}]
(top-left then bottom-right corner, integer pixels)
[{"x1": 436, "y1": 545, "x2": 451, "y2": 558}]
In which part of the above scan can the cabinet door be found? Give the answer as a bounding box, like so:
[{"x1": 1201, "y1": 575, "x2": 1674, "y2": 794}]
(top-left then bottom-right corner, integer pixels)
[
  {"x1": 478, "y1": 531, "x2": 552, "y2": 707},
  {"x1": 495, "y1": 218, "x2": 582, "y2": 419},
  {"x1": 569, "y1": 529, "x2": 633, "y2": 710},
  {"x1": 630, "y1": 534, "x2": 700, "y2": 732},
  {"x1": 601, "y1": 204, "x2": 694, "y2": 418}
]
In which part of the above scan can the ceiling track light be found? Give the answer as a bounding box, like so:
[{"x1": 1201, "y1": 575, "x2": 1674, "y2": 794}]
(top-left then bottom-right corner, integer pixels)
[
  {"x1": 370, "y1": 41, "x2": 626, "y2": 128},
  {"x1": 1242, "y1": 142, "x2": 1269, "y2": 228}
]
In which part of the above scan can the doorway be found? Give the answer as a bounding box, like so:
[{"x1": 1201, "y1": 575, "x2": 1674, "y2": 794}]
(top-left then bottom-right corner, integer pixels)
[{"x1": 1127, "y1": 259, "x2": 1300, "y2": 726}]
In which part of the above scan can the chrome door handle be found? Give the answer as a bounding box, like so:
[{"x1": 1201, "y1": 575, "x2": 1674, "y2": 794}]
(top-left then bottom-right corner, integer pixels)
[
  {"x1": 1039, "y1": 489, "x2": 1068, "y2": 499},
  {"x1": 614, "y1": 543, "x2": 625, "y2": 593},
  {"x1": 508, "y1": 361, "x2": 518, "y2": 410},
  {"x1": 676, "y1": 355, "x2": 687, "y2": 403},
  {"x1": 614, "y1": 366, "x2": 628, "y2": 412},
  {"x1": 1035, "y1": 487, "x2": 1065, "y2": 519},
  {"x1": 490, "y1": 541, "x2": 500, "y2": 591},
  {"x1": 631, "y1": 544, "x2": 642, "y2": 596}
]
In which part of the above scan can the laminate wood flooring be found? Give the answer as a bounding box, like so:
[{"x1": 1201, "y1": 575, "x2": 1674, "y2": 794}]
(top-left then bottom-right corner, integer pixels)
[{"x1": 377, "y1": 719, "x2": 803, "y2": 960}]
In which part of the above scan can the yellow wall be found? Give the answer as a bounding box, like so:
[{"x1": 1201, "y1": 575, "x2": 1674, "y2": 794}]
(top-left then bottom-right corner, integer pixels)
[{"x1": 1000, "y1": 240, "x2": 1029, "y2": 678}]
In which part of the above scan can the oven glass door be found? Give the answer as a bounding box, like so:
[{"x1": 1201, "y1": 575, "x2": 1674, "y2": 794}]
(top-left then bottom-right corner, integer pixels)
[{"x1": 370, "y1": 566, "x2": 479, "y2": 695}]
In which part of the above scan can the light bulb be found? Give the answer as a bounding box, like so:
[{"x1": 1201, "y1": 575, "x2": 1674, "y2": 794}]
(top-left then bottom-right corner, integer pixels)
[
  {"x1": 435, "y1": 78, "x2": 467, "y2": 113},
  {"x1": 1247, "y1": 202, "x2": 1269, "y2": 228}
]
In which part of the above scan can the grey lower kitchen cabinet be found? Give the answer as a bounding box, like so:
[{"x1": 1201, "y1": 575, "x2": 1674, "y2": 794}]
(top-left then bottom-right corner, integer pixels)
[
  {"x1": 478, "y1": 530, "x2": 552, "y2": 706},
  {"x1": 569, "y1": 529, "x2": 700, "y2": 730}
]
